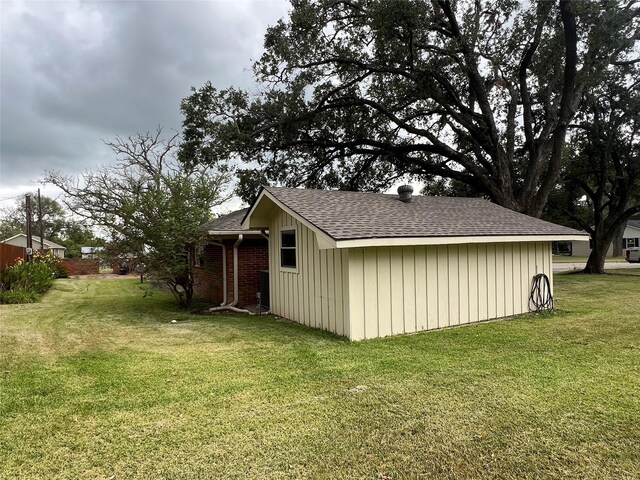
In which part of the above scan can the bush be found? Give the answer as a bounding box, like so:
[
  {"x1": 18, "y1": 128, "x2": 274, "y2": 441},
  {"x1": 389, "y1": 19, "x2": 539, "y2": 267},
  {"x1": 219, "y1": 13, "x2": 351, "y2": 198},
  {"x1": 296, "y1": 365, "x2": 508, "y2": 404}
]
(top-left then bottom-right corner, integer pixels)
[
  {"x1": 33, "y1": 251, "x2": 69, "y2": 278},
  {"x1": 0, "y1": 256, "x2": 56, "y2": 304},
  {"x1": 0, "y1": 289, "x2": 39, "y2": 304},
  {"x1": 3, "y1": 260, "x2": 54, "y2": 294}
]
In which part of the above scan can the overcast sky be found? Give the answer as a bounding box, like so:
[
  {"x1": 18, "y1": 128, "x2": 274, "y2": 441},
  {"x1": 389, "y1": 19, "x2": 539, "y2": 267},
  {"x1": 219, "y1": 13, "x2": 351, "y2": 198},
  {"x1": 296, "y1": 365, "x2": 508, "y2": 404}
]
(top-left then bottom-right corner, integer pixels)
[{"x1": 0, "y1": 0, "x2": 289, "y2": 208}]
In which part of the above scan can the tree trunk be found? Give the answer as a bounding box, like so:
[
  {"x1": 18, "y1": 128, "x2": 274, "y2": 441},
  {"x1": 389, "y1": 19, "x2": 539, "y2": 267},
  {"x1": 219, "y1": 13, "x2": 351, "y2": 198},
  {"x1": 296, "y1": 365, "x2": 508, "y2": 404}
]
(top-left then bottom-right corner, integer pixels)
[
  {"x1": 184, "y1": 282, "x2": 193, "y2": 308},
  {"x1": 611, "y1": 222, "x2": 626, "y2": 257},
  {"x1": 583, "y1": 237, "x2": 610, "y2": 274}
]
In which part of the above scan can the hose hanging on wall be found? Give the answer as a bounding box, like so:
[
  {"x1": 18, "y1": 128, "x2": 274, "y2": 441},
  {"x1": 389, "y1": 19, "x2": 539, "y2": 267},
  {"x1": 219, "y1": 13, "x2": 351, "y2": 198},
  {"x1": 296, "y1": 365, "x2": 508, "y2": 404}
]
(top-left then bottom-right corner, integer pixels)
[{"x1": 529, "y1": 273, "x2": 554, "y2": 313}]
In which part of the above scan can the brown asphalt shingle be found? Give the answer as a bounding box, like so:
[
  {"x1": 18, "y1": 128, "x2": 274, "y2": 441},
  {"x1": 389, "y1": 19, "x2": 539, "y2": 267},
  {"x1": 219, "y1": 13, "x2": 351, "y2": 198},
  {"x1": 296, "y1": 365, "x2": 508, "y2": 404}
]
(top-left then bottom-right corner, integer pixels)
[
  {"x1": 262, "y1": 187, "x2": 586, "y2": 240},
  {"x1": 202, "y1": 208, "x2": 249, "y2": 232}
]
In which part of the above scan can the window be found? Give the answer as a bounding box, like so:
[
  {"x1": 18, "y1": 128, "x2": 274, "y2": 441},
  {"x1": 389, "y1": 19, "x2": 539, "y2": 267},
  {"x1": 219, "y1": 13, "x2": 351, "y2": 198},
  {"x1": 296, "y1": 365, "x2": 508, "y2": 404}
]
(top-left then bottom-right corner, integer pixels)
[
  {"x1": 625, "y1": 237, "x2": 639, "y2": 248},
  {"x1": 280, "y1": 229, "x2": 297, "y2": 270}
]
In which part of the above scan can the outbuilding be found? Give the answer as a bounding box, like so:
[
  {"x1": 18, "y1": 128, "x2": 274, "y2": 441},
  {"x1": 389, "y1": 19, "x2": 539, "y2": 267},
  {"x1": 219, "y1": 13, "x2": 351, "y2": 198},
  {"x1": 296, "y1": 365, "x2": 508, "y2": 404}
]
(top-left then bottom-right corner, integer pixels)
[{"x1": 242, "y1": 186, "x2": 587, "y2": 340}]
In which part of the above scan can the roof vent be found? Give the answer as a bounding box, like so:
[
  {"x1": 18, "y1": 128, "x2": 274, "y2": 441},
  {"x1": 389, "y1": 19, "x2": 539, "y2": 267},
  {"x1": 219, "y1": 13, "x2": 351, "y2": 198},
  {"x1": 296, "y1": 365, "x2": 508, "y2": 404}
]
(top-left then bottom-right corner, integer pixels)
[{"x1": 397, "y1": 184, "x2": 414, "y2": 203}]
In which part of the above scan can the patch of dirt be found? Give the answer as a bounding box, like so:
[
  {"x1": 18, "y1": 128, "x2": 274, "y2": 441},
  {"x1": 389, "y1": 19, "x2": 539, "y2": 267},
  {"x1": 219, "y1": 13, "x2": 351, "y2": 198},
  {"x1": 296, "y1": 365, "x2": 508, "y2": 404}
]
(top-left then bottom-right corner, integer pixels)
[
  {"x1": 70, "y1": 273, "x2": 137, "y2": 280},
  {"x1": 348, "y1": 385, "x2": 369, "y2": 394}
]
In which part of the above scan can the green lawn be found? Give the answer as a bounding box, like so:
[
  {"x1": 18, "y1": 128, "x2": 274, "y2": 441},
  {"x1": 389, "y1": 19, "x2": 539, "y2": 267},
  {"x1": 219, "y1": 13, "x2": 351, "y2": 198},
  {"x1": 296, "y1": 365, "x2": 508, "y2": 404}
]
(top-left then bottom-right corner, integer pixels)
[
  {"x1": 552, "y1": 255, "x2": 627, "y2": 263},
  {"x1": 1, "y1": 273, "x2": 639, "y2": 479}
]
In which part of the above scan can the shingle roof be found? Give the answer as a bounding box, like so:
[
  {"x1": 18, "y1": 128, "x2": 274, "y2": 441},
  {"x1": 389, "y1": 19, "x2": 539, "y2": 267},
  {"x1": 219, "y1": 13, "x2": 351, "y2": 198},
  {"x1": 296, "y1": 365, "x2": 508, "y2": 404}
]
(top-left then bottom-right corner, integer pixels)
[
  {"x1": 262, "y1": 187, "x2": 585, "y2": 240},
  {"x1": 628, "y1": 219, "x2": 640, "y2": 230},
  {"x1": 202, "y1": 208, "x2": 250, "y2": 232}
]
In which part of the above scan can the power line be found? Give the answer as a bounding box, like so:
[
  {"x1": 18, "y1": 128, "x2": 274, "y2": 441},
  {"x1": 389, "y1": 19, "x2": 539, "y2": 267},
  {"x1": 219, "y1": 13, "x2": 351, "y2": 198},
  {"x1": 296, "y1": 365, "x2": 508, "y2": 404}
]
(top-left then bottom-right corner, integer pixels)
[{"x1": 0, "y1": 194, "x2": 24, "y2": 202}]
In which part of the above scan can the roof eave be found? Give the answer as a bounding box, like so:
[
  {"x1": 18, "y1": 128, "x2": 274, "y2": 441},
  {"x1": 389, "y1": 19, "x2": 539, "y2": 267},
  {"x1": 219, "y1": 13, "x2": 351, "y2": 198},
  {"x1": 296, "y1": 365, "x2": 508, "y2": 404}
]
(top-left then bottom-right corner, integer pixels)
[
  {"x1": 334, "y1": 234, "x2": 589, "y2": 249},
  {"x1": 207, "y1": 229, "x2": 264, "y2": 236},
  {"x1": 242, "y1": 188, "x2": 337, "y2": 249},
  {"x1": 1, "y1": 233, "x2": 66, "y2": 249}
]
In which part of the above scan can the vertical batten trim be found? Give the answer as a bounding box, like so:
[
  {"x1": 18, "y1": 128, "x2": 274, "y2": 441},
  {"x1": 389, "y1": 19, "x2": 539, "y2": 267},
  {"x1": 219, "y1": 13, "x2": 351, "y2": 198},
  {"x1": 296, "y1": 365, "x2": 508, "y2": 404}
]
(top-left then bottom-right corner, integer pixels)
[{"x1": 376, "y1": 248, "x2": 381, "y2": 337}]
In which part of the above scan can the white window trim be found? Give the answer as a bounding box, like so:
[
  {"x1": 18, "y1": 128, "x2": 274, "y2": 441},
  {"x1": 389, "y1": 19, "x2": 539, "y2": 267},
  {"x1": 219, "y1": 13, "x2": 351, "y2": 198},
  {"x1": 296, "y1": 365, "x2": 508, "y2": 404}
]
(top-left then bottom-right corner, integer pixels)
[
  {"x1": 625, "y1": 237, "x2": 639, "y2": 248},
  {"x1": 280, "y1": 226, "x2": 299, "y2": 273}
]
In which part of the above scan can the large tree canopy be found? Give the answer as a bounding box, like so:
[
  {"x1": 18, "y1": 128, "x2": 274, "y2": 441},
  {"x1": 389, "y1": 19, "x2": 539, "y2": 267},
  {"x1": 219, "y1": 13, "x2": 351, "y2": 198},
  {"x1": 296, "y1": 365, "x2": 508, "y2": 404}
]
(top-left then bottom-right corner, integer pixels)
[{"x1": 181, "y1": 0, "x2": 639, "y2": 216}]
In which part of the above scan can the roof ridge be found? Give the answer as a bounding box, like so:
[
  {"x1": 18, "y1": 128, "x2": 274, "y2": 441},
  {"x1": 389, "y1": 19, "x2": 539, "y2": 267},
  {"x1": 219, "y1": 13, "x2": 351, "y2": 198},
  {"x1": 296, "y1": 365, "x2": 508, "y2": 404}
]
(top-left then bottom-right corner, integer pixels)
[
  {"x1": 258, "y1": 186, "x2": 586, "y2": 241},
  {"x1": 265, "y1": 185, "x2": 489, "y2": 201}
]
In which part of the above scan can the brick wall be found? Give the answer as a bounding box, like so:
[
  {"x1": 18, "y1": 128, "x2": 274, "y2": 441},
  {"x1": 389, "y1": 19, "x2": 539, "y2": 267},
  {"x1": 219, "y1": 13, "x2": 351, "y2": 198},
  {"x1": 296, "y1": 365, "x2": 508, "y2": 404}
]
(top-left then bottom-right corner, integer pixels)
[
  {"x1": 194, "y1": 243, "x2": 224, "y2": 304},
  {"x1": 235, "y1": 238, "x2": 270, "y2": 306},
  {"x1": 61, "y1": 258, "x2": 100, "y2": 275},
  {"x1": 194, "y1": 237, "x2": 269, "y2": 307}
]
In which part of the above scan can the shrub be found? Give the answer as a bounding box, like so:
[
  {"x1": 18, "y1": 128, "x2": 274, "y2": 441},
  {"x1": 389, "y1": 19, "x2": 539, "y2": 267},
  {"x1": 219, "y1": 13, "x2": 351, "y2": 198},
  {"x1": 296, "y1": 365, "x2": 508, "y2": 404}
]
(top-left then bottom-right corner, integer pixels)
[
  {"x1": 0, "y1": 257, "x2": 55, "y2": 304},
  {"x1": 5, "y1": 260, "x2": 54, "y2": 293},
  {"x1": 33, "y1": 251, "x2": 69, "y2": 278},
  {"x1": 0, "y1": 289, "x2": 39, "y2": 304}
]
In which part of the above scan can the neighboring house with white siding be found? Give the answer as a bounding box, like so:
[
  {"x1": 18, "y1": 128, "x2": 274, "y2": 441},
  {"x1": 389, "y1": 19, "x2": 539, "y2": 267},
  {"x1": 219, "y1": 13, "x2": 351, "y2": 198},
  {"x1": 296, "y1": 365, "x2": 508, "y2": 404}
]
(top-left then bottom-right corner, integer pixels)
[
  {"x1": 571, "y1": 220, "x2": 640, "y2": 257},
  {"x1": 1, "y1": 234, "x2": 66, "y2": 258},
  {"x1": 242, "y1": 186, "x2": 587, "y2": 341},
  {"x1": 81, "y1": 246, "x2": 104, "y2": 259}
]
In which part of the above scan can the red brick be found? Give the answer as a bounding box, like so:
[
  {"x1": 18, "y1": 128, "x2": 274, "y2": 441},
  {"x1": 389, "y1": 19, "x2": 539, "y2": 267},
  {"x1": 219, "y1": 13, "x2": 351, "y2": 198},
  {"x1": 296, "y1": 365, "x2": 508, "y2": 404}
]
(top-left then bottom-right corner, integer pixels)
[
  {"x1": 194, "y1": 238, "x2": 269, "y2": 307},
  {"x1": 61, "y1": 259, "x2": 99, "y2": 275}
]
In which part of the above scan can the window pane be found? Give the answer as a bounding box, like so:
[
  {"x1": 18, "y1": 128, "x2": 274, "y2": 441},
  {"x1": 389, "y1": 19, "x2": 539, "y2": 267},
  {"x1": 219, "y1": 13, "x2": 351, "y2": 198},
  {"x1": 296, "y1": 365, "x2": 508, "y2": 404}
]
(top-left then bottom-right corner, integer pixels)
[
  {"x1": 281, "y1": 230, "x2": 296, "y2": 248},
  {"x1": 281, "y1": 248, "x2": 296, "y2": 268}
]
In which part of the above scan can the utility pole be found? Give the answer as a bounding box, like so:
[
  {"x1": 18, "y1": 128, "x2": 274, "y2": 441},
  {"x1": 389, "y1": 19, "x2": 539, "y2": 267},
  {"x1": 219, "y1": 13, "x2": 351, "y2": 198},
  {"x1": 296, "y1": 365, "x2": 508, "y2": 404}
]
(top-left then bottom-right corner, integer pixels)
[
  {"x1": 38, "y1": 188, "x2": 44, "y2": 252},
  {"x1": 25, "y1": 194, "x2": 33, "y2": 262}
]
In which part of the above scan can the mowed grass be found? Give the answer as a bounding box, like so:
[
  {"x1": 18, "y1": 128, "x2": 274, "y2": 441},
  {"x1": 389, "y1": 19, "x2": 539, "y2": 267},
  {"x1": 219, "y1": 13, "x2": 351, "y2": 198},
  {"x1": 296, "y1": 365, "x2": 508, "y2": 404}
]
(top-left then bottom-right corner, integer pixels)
[
  {"x1": 552, "y1": 255, "x2": 627, "y2": 263},
  {"x1": 1, "y1": 273, "x2": 639, "y2": 479}
]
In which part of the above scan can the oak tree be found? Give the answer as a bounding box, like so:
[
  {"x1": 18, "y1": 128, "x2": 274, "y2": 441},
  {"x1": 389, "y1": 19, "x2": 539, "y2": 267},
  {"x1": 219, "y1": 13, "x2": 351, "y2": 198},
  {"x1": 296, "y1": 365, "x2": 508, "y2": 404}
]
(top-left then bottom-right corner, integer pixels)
[
  {"x1": 181, "y1": 0, "x2": 638, "y2": 215},
  {"x1": 556, "y1": 69, "x2": 640, "y2": 273}
]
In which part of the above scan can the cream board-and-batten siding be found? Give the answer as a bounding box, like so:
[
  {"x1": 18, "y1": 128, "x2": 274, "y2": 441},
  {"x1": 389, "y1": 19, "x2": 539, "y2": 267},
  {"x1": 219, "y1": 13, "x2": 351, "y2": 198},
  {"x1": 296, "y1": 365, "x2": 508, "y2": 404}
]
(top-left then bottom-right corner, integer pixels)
[
  {"x1": 247, "y1": 186, "x2": 585, "y2": 341},
  {"x1": 346, "y1": 242, "x2": 552, "y2": 340},
  {"x1": 270, "y1": 206, "x2": 553, "y2": 340},
  {"x1": 270, "y1": 209, "x2": 351, "y2": 336}
]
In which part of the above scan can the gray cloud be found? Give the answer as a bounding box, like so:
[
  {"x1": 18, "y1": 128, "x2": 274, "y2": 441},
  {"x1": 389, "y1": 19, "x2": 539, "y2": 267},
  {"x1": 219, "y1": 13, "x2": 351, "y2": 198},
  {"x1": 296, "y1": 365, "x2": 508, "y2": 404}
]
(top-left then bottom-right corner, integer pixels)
[{"x1": 0, "y1": 0, "x2": 288, "y2": 188}]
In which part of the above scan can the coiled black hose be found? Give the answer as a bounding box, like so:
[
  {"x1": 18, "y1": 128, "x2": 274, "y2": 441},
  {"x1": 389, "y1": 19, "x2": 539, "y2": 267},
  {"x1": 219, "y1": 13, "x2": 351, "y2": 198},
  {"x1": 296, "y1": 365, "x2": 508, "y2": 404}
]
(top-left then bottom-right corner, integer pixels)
[{"x1": 529, "y1": 273, "x2": 554, "y2": 313}]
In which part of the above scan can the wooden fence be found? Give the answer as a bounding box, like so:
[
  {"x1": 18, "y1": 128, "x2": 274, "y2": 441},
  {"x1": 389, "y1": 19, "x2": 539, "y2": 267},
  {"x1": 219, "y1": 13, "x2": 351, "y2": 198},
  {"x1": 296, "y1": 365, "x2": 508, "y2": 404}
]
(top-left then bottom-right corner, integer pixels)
[{"x1": 0, "y1": 243, "x2": 27, "y2": 269}]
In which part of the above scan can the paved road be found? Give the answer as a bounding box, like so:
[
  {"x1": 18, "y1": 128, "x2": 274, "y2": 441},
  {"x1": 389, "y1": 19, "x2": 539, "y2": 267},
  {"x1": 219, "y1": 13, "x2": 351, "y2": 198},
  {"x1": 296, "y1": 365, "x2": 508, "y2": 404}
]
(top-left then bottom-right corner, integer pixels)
[{"x1": 553, "y1": 262, "x2": 639, "y2": 272}]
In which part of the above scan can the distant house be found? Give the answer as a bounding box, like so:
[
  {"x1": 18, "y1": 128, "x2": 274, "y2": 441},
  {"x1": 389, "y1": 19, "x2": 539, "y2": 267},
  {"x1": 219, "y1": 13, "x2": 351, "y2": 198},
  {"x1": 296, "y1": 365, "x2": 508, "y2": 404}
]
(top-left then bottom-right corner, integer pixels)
[
  {"x1": 571, "y1": 220, "x2": 640, "y2": 257},
  {"x1": 1, "y1": 234, "x2": 66, "y2": 258},
  {"x1": 194, "y1": 209, "x2": 269, "y2": 308},
  {"x1": 241, "y1": 186, "x2": 586, "y2": 340},
  {"x1": 81, "y1": 246, "x2": 104, "y2": 259}
]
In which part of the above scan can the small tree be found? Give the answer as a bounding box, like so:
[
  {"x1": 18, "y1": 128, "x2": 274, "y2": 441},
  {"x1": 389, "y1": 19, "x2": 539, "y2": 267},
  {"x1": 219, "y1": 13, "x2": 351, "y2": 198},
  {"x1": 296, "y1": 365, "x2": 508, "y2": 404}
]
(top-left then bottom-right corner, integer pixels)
[{"x1": 46, "y1": 129, "x2": 231, "y2": 307}]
